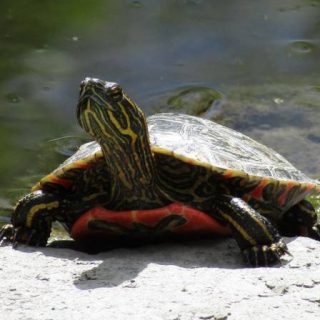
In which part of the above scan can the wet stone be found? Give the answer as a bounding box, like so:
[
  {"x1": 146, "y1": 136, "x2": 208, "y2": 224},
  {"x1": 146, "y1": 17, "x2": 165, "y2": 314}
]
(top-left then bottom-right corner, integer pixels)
[{"x1": 156, "y1": 86, "x2": 222, "y2": 116}]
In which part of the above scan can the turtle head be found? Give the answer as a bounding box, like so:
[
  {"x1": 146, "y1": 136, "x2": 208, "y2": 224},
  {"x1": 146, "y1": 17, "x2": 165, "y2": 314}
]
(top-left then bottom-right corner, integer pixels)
[
  {"x1": 76, "y1": 78, "x2": 158, "y2": 197},
  {"x1": 77, "y1": 77, "x2": 147, "y2": 148}
]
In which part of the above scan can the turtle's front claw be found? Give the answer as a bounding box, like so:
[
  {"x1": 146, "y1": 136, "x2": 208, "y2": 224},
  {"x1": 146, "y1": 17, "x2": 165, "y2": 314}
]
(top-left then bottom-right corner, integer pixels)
[
  {"x1": 0, "y1": 224, "x2": 49, "y2": 248},
  {"x1": 0, "y1": 224, "x2": 15, "y2": 245},
  {"x1": 242, "y1": 241, "x2": 289, "y2": 267}
]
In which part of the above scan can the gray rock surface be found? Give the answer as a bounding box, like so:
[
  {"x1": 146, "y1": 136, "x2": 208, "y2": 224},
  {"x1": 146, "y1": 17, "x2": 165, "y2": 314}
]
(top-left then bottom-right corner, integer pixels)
[{"x1": 1, "y1": 237, "x2": 319, "y2": 320}]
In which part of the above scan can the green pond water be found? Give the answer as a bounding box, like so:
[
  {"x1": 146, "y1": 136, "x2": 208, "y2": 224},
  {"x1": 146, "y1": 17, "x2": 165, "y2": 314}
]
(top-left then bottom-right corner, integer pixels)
[{"x1": 0, "y1": 0, "x2": 319, "y2": 226}]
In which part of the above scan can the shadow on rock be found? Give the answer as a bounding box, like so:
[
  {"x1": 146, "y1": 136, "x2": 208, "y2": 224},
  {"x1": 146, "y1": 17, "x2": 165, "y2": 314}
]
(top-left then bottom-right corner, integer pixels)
[
  {"x1": 7, "y1": 236, "x2": 294, "y2": 289},
  {"x1": 72, "y1": 238, "x2": 246, "y2": 289}
]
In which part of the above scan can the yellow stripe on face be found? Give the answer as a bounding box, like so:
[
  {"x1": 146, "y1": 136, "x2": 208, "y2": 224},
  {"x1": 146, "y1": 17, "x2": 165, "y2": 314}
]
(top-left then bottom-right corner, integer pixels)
[
  {"x1": 82, "y1": 100, "x2": 94, "y2": 136},
  {"x1": 83, "y1": 101, "x2": 112, "y2": 138},
  {"x1": 107, "y1": 105, "x2": 138, "y2": 143},
  {"x1": 26, "y1": 201, "x2": 59, "y2": 228},
  {"x1": 218, "y1": 210, "x2": 257, "y2": 246}
]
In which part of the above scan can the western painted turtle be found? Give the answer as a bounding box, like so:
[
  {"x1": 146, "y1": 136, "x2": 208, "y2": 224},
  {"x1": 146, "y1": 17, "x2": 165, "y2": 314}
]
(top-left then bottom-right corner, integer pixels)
[{"x1": 1, "y1": 78, "x2": 319, "y2": 266}]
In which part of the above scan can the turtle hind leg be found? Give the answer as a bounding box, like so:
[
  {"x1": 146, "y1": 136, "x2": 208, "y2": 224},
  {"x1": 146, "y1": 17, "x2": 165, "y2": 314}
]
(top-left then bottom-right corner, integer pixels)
[
  {"x1": 214, "y1": 195, "x2": 288, "y2": 267},
  {"x1": 280, "y1": 199, "x2": 320, "y2": 240}
]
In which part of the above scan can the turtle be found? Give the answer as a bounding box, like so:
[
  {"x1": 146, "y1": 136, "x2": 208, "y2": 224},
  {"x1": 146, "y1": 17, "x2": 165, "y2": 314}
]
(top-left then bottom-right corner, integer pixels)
[{"x1": 1, "y1": 77, "x2": 319, "y2": 267}]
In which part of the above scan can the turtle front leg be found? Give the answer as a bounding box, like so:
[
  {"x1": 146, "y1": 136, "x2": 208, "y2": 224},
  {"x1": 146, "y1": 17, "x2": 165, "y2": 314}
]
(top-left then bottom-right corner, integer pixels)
[
  {"x1": 214, "y1": 195, "x2": 288, "y2": 267},
  {"x1": 280, "y1": 199, "x2": 320, "y2": 240},
  {"x1": 0, "y1": 191, "x2": 61, "y2": 247}
]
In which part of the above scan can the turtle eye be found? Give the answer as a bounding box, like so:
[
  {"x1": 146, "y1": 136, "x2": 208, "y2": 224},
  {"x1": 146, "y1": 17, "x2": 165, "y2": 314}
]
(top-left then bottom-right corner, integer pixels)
[{"x1": 107, "y1": 84, "x2": 123, "y2": 102}]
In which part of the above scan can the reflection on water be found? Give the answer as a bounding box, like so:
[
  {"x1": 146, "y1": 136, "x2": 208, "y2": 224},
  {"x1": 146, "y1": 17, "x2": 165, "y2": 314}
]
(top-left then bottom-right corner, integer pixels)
[{"x1": 0, "y1": 0, "x2": 320, "y2": 221}]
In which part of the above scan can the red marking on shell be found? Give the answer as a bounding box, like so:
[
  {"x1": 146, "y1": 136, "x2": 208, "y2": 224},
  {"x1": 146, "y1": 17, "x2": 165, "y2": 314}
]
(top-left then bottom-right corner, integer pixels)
[
  {"x1": 222, "y1": 170, "x2": 234, "y2": 179},
  {"x1": 71, "y1": 203, "x2": 231, "y2": 241},
  {"x1": 31, "y1": 174, "x2": 73, "y2": 191},
  {"x1": 31, "y1": 161, "x2": 92, "y2": 192},
  {"x1": 250, "y1": 178, "x2": 269, "y2": 200},
  {"x1": 47, "y1": 175, "x2": 73, "y2": 189},
  {"x1": 73, "y1": 160, "x2": 92, "y2": 169},
  {"x1": 277, "y1": 181, "x2": 297, "y2": 206},
  {"x1": 305, "y1": 183, "x2": 318, "y2": 193}
]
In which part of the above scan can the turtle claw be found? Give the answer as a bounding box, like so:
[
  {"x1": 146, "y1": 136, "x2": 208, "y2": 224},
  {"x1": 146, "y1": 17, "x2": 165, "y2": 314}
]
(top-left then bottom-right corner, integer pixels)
[
  {"x1": 243, "y1": 241, "x2": 289, "y2": 267},
  {"x1": 0, "y1": 224, "x2": 49, "y2": 248},
  {"x1": 0, "y1": 224, "x2": 15, "y2": 246}
]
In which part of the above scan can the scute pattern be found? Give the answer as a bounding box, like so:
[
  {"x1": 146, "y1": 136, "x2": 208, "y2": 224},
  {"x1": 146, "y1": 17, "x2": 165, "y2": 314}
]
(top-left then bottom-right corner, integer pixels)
[{"x1": 147, "y1": 113, "x2": 317, "y2": 184}]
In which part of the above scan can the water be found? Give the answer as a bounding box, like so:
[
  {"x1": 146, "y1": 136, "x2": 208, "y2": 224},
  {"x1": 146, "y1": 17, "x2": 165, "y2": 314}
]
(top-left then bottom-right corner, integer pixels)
[{"x1": 0, "y1": 0, "x2": 320, "y2": 221}]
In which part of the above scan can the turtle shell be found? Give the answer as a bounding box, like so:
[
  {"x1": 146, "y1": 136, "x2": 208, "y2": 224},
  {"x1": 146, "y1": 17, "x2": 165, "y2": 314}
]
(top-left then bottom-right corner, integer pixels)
[
  {"x1": 148, "y1": 114, "x2": 318, "y2": 185},
  {"x1": 32, "y1": 141, "x2": 104, "y2": 192},
  {"x1": 33, "y1": 113, "x2": 320, "y2": 202}
]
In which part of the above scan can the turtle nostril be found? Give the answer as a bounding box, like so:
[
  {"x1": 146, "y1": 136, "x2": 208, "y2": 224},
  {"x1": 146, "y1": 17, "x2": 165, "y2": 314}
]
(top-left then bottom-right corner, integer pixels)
[
  {"x1": 80, "y1": 78, "x2": 101, "y2": 90},
  {"x1": 80, "y1": 78, "x2": 93, "y2": 93}
]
